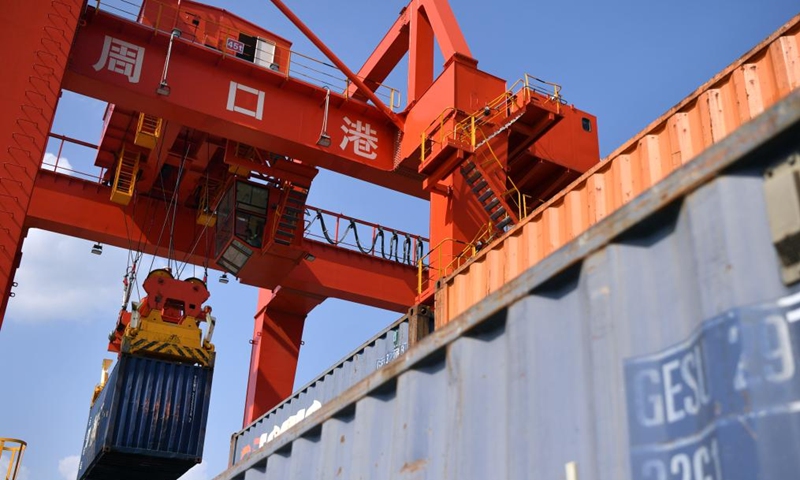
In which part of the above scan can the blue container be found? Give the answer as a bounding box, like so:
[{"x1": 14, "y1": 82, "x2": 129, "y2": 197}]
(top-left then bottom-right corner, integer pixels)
[
  {"x1": 214, "y1": 89, "x2": 800, "y2": 480},
  {"x1": 231, "y1": 316, "x2": 410, "y2": 463},
  {"x1": 77, "y1": 354, "x2": 213, "y2": 480}
]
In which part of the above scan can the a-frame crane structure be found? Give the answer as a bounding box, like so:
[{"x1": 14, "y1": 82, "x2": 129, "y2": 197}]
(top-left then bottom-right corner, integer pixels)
[{"x1": 0, "y1": 0, "x2": 599, "y2": 425}]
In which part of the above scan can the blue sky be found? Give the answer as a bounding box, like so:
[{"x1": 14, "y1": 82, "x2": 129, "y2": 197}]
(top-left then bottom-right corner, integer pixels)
[{"x1": 0, "y1": 0, "x2": 797, "y2": 479}]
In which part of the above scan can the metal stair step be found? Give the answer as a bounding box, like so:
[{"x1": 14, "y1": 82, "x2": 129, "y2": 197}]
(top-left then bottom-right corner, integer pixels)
[
  {"x1": 280, "y1": 215, "x2": 300, "y2": 224},
  {"x1": 478, "y1": 190, "x2": 494, "y2": 203},
  {"x1": 497, "y1": 216, "x2": 514, "y2": 230},
  {"x1": 490, "y1": 207, "x2": 507, "y2": 222},
  {"x1": 465, "y1": 172, "x2": 482, "y2": 185},
  {"x1": 484, "y1": 198, "x2": 500, "y2": 211},
  {"x1": 284, "y1": 206, "x2": 303, "y2": 216},
  {"x1": 471, "y1": 180, "x2": 488, "y2": 194}
]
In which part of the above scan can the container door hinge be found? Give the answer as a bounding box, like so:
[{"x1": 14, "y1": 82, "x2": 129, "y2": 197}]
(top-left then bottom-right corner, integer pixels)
[{"x1": 764, "y1": 153, "x2": 800, "y2": 285}]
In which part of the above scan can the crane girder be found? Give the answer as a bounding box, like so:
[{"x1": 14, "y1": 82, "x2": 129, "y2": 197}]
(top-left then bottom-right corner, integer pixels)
[
  {"x1": 25, "y1": 170, "x2": 417, "y2": 311},
  {"x1": 64, "y1": 8, "x2": 426, "y2": 198}
]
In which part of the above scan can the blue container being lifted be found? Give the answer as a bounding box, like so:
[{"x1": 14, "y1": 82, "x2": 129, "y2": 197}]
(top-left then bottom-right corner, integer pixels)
[{"x1": 77, "y1": 354, "x2": 213, "y2": 480}]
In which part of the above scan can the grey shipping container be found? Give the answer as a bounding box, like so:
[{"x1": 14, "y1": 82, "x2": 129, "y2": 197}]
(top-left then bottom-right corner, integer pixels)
[
  {"x1": 231, "y1": 315, "x2": 417, "y2": 463},
  {"x1": 216, "y1": 89, "x2": 800, "y2": 480},
  {"x1": 78, "y1": 354, "x2": 213, "y2": 480}
]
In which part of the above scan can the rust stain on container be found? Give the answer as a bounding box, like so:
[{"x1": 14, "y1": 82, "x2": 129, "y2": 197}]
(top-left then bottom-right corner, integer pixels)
[
  {"x1": 436, "y1": 14, "x2": 800, "y2": 327},
  {"x1": 400, "y1": 458, "x2": 428, "y2": 473}
]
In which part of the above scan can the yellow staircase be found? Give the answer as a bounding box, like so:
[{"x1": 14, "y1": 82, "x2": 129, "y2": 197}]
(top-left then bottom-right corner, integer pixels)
[
  {"x1": 110, "y1": 147, "x2": 140, "y2": 206},
  {"x1": 133, "y1": 113, "x2": 163, "y2": 150}
]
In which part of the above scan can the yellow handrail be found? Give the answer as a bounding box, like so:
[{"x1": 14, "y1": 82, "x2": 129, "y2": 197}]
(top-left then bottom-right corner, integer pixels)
[
  {"x1": 423, "y1": 107, "x2": 460, "y2": 148},
  {"x1": 417, "y1": 238, "x2": 471, "y2": 295},
  {"x1": 418, "y1": 74, "x2": 565, "y2": 217},
  {"x1": 418, "y1": 74, "x2": 562, "y2": 164},
  {"x1": 0, "y1": 438, "x2": 27, "y2": 480},
  {"x1": 476, "y1": 129, "x2": 526, "y2": 220},
  {"x1": 416, "y1": 222, "x2": 497, "y2": 295}
]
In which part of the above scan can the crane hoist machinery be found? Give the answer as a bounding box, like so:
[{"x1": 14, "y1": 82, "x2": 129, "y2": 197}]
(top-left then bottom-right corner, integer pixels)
[
  {"x1": 1, "y1": 0, "x2": 599, "y2": 469},
  {"x1": 78, "y1": 269, "x2": 216, "y2": 480}
]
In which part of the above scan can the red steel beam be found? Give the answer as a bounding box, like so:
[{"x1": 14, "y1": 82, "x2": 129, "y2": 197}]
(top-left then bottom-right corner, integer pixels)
[
  {"x1": 348, "y1": 10, "x2": 411, "y2": 101},
  {"x1": 0, "y1": 0, "x2": 85, "y2": 329},
  {"x1": 242, "y1": 240, "x2": 419, "y2": 424},
  {"x1": 25, "y1": 171, "x2": 418, "y2": 311},
  {"x1": 284, "y1": 240, "x2": 417, "y2": 313},
  {"x1": 64, "y1": 9, "x2": 426, "y2": 198},
  {"x1": 243, "y1": 286, "x2": 324, "y2": 426},
  {"x1": 26, "y1": 170, "x2": 214, "y2": 265},
  {"x1": 268, "y1": 0, "x2": 404, "y2": 129},
  {"x1": 347, "y1": 0, "x2": 476, "y2": 104}
]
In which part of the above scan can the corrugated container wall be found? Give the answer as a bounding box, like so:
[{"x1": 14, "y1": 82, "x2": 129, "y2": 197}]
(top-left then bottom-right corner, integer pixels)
[
  {"x1": 231, "y1": 317, "x2": 415, "y2": 463},
  {"x1": 435, "y1": 13, "x2": 800, "y2": 325},
  {"x1": 78, "y1": 355, "x2": 213, "y2": 480},
  {"x1": 216, "y1": 89, "x2": 800, "y2": 480}
]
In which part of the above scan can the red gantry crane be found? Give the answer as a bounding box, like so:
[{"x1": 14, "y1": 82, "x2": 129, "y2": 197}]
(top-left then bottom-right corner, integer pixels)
[{"x1": 0, "y1": 0, "x2": 598, "y2": 440}]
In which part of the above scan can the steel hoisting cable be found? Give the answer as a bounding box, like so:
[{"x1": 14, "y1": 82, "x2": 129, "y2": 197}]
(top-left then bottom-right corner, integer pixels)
[
  {"x1": 148, "y1": 129, "x2": 190, "y2": 275},
  {"x1": 167, "y1": 137, "x2": 190, "y2": 271},
  {"x1": 176, "y1": 197, "x2": 217, "y2": 278},
  {"x1": 119, "y1": 115, "x2": 169, "y2": 303},
  {"x1": 116, "y1": 120, "x2": 174, "y2": 304},
  {"x1": 176, "y1": 165, "x2": 215, "y2": 278},
  {"x1": 145, "y1": 122, "x2": 176, "y2": 276}
]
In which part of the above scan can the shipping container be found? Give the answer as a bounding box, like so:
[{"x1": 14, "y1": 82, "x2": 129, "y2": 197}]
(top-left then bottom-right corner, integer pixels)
[
  {"x1": 434, "y1": 13, "x2": 800, "y2": 326},
  {"x1": 216, "y1": 89, "x2": 800, "y2": 479},
  {"x1": 78, "y1": 355, "x2": 213, "y2": 480},
  {"x1": 230, "y1": 312, "x2": 427, "y2": 463}
]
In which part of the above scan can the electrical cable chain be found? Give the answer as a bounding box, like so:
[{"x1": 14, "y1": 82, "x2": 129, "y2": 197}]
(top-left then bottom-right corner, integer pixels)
[{"x1": 311, "y1": 209, "x2": 423, "y2": 265}]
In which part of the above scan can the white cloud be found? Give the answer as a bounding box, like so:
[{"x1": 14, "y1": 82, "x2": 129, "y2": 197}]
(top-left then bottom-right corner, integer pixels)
[
  {"x1": 58, "y1": 455, "x2": 79, "y2": 480},
  {"x1": 7, "y1": 230, "x2": 128, "y2": 324},
  {"x1": 41, "y1": 152, "x2": 73, "y2": 173},
  {"x1": 179, "y1": 462, "x2": 208, "y2": 480}
]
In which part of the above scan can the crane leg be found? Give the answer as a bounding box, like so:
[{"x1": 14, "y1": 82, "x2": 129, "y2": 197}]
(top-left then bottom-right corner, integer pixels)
[
  {"x1": 0, "y1": 0, "x2": 83, "y2": 330},
  {"x1": 243, "y1": 287, "x2": 325, "y2": 426}
]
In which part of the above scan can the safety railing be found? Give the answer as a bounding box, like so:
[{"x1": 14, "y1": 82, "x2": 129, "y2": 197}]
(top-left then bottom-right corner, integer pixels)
[
  {"x1": 421, "y1": 74, "x2": 564, "y2": 160},
  {"x1": 416, "y1": 222, "x2": 495, "y2": 295},
  {"x1": 474, "y1": 129, "x2": 527, "y2": 221},
  {"x1": 0, "y1": 438, "x2": 26, "y2": 480},
  {"x1": 92, "y1": 0, "x2": 403, "y2": 111},
  {"x1": 303, "y1": 207, "x2": 428, "y2": 267},
  {"x1": 41, "y1": 133, "x2": 107, "y2": 184}
]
